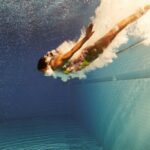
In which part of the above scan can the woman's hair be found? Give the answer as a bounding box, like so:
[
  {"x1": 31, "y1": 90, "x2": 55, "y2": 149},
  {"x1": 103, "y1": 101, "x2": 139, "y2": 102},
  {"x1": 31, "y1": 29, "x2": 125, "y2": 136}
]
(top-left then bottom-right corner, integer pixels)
[{"x1": 37, "y1": 57, "x2": 47, "y2": 71}]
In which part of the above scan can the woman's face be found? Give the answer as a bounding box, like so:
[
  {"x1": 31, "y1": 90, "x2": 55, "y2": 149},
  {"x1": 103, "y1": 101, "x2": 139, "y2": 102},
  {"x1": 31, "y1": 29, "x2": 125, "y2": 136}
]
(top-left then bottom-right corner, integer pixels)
[{"x1": 42, "y1": 50, "x2": 57, "y2": 75}]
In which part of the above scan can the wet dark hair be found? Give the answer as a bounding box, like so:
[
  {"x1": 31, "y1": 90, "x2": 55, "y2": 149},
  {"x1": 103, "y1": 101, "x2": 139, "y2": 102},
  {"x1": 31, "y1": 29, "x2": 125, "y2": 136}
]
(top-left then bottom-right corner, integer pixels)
[{"x1": 37, "y1": 57, "x2": 47, "y2": 71}]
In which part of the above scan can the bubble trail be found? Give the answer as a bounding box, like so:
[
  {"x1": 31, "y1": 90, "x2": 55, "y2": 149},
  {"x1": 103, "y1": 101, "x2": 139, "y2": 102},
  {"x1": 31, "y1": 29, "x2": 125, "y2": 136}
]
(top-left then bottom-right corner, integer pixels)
[{"x1": 45, "y1": 0, "x2": 150, "y2": 82}]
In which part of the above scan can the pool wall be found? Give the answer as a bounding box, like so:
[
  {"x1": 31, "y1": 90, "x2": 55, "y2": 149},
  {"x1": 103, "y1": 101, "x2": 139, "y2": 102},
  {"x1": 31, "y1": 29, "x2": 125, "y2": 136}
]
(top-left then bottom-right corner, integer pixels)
[
  {"x1": 0, "y1": 82, "x2": 71, "y2": 121},
  {"x1": 70, "y1": 44, "x2": 150, "y2": 150}
]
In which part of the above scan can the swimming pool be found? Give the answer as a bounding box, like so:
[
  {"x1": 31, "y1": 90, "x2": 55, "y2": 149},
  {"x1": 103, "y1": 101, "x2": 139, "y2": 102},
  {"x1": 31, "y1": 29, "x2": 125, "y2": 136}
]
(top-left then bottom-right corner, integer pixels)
[{"x1": 0, "y1": 117, "x2": 101, "y2": 150}]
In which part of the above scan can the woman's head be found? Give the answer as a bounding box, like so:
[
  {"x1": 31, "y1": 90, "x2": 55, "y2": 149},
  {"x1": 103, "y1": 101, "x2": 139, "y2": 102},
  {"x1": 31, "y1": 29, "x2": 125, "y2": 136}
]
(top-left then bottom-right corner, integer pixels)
[
  {"x1": 37, "y1": 50, "x2": 57, "y2": 75},
  {"x1": 37, "y1": 57, "x2": 48, "y2": 71}
]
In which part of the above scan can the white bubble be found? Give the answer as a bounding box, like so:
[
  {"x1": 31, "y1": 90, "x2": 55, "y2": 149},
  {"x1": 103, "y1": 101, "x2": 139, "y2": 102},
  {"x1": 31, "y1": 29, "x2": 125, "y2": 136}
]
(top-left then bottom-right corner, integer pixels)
[{"x1": 46, "y1": 0, "x2": 150, "y2": 81}]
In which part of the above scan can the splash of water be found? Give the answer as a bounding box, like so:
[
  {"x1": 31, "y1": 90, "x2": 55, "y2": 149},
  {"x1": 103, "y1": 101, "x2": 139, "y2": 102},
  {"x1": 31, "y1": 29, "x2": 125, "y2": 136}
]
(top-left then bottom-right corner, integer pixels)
[{"x1": 47, "y1": 0, "x2": 150, "y2": 82}]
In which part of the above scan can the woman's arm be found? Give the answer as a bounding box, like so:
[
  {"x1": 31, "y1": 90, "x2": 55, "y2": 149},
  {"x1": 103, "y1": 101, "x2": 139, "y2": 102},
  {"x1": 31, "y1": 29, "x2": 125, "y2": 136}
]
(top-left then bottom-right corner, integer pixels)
[
  {"x1": 95, "y1": 4, "x2": 150, "y2": 49},
  {"x1": 62, "y1": 23, "x2": 94, "y2": 60},
  {"x1": 51, "y1": 24, "x2": 94, "y2": 69}
]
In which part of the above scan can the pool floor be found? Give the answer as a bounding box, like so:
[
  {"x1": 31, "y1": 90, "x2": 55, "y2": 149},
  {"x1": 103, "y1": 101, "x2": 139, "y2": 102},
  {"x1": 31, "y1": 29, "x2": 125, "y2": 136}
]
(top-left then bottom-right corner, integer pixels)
[{"x1": 0, "y1": 117, "x2": 101, "y2": 150}]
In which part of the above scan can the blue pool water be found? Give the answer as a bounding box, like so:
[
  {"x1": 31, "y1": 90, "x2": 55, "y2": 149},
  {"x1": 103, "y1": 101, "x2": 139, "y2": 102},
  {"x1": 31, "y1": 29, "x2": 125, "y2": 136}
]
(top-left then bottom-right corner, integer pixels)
[
  {"x1": 0, "y1": 1, "x2": 101, "y2": 149},
  {"x1": 0, "y1": 118, "x2": 101, "y2": 150},
  {"x1": 1, "y1": 0, "x2": 150, "y2": 150}
]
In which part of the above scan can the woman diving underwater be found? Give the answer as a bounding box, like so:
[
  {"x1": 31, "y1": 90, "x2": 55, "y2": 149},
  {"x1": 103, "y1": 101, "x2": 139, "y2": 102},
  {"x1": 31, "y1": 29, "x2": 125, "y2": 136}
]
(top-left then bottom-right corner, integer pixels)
[{"x1": 37, "y1": 4, "x2": 150, "y2": 75}]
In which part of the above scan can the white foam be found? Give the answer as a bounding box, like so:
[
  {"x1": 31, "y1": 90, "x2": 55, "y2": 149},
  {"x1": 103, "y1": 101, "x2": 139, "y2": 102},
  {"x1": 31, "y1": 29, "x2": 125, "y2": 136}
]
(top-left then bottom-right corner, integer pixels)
[{"x1": 46, "y1": 0, "x2": 150, "y2": 81}]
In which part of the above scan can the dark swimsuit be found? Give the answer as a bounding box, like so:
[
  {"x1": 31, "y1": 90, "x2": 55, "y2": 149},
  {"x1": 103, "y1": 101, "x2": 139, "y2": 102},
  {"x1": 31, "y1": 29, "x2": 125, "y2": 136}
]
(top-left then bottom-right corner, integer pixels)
[{"x1": 62, "y1": 45, "x2": 103, "y2": 73}]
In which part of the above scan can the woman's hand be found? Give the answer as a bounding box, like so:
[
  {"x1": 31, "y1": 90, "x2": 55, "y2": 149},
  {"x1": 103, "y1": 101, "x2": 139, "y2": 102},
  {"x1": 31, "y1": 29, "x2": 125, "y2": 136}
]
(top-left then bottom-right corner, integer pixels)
[{"x1": 85, "y1": 23, "x2": 94, "y2": 39}]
